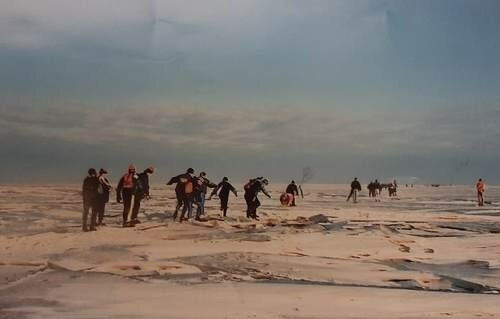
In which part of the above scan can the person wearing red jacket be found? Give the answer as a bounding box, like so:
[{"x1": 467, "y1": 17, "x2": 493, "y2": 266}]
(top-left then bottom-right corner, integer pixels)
[{"x1": 117, "y1": 164, "x2": 154, "y2": 227}]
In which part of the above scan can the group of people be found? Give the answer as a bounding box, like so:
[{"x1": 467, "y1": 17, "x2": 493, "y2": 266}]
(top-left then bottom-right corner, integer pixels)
[
  {"x1": 82, "y1": 168, "x2": 112, "y2": 231},
  {"x1": 166, "y1": 170, "x2": 302, "y2": 222},
  {"x1": 347, "y1": 178, "x2": 399, "y2": 203},
  {"x1": 83, "y1": 168, "x2": 489, "y2": 231},
  {"x1": 367, "y1": 180, "x2": 382, "y2": 198},
  {"x1": 349, "y1": 177, "x2": 488, "y2": 206},
  {"x1": 167, "y1": 168, "x2": 239, "y2": 222},
  {"x1": 82, "y1": 165, "x2": 275, "y2": 230},
  {"x1": 82, "y1": 164, "x2": 154, "y2": 231}
]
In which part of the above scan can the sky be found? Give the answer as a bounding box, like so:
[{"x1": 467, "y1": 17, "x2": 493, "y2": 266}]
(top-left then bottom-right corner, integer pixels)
[{"x1": 1, "y1": 0, "x2": 500, "y2": 184}]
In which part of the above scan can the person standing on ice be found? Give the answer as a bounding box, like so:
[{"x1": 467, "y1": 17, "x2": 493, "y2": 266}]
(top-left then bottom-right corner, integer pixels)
[
  {"x1": 374, "y1": 179, "x2": 382, "y2": 197},
  {"x1": 117, "y1": 164, "x2": 138, "y2": 227},
  {"x1": 96, "y1": 168, "x2": 112, "y2": 226},
  {"x1": 476, "y1": 178, "x2": 486, "y2": 206},
  {"x1": 82, "y1": 168, "x2": 100, "y2": 232},
  {"x1": 346, "y1": 177, "x2": 362, "y2": 203},
  {"x1": 117, "y1": 165, "x2": 154, "y2": 227},
  {"x1": 193, "y1": 171, "x2": 217, "y2": 219}
]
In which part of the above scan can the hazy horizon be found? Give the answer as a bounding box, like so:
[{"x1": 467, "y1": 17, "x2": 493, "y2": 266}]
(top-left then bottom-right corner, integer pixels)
[{"x1": 1, "y1": 0, "x2": 500, "y2": 184}]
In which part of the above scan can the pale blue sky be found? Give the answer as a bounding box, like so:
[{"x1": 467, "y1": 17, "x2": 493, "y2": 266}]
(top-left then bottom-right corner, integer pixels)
[{"x1": 1, "y1": 0, "x2": 499, "y2": 183}]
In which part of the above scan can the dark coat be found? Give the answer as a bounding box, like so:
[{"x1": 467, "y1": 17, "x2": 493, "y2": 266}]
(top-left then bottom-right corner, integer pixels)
[
  {"x1": 167, "y1": 173, "x2": 193, "y2": 196},
  {"x1": 215, "y1": 181, "x2": 237, "y2": 199},
  {"x1": 286, "y1": 183, "x2": 299, "y2": 195},
  {"x1": 83, "y1": 176, "x2": 100, "y2": 204},
  {"x1": 351, "y1": 180, "x2": 362, "y2": 191},
  {"x1": 136, "y1": 172, "x2": 150, "y2": 198}
]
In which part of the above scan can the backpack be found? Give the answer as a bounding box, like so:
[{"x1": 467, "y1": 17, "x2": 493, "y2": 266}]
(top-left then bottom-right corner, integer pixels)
[
  {"x1": 244, "y1": 179, "x2": 257, "y2": 191},
  {"x1": 185, "y1": 181, "x2": 193, "y2": 194}
]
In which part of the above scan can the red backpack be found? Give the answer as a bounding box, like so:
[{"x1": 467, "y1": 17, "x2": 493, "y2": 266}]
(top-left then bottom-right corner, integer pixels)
[
  {"x1": 244, "y1": 179, "x2": 255, "y2": 191},
  {"x1": 185, "y1": 181, "x2": 193, "y2": 194}
]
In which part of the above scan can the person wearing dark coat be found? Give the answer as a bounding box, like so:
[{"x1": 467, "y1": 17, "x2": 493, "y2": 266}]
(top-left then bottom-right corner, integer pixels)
[
  {"x1": 374, "y1": 179, "x2": 381, "y2": 197},
  {"x1": 244, "y1": 178, "x2": 271, "y2": 220},
  {"x1": 167, "y1": 168, "x2": 195, "y2": 221},
  {"x1": 209, "y1": 177, "x2": 238, "y2": 217},
  {"x1": 82, "y1": 168, "x2": 100, "y2": 231},
  {"x1": 367, "y1": 181, "x2": 375, "y2": 198},
  {"x1": 285, "y1": 180, "x2": 299, "y2": 206},
  {"x1": 346, "y1": 177, "x2": 362, "y2": 203}
]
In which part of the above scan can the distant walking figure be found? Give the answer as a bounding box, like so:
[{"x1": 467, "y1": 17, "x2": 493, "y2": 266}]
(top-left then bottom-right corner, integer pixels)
[
  {"x1": 476, "y1": 178, "x2": 485, "y2": 206},
  {"x1": 367, "y1": 181, "x2": 375, "y2": 198},
  {"x1": 388, "y1": 179, "x2": 398, "y2": 197},
  {"x1": 347, "y1": 177, "x2": 362, "y2": 203}
]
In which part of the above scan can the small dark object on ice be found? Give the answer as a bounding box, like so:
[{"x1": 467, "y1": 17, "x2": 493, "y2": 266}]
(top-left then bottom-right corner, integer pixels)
[{"x1": 309, "y1": 214, "x2": 330, "y2": 224}]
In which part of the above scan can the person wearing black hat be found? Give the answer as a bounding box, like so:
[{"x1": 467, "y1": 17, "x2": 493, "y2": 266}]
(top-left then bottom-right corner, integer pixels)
[
  {"x1": 285, "y1": 180, "x2": 299, "y2": 206},
  {"x1": 82, "y1": 168, "x2": 99, "y2": 231},
  {"x1": 167, "y1": 168, "x2": 195, "y2": 221},
  {"x1": 96, "y1": 168, "x2": 112, "y2": 226},
  {"x1": 209, "y1": 177, "x2": 238, "y2": 217}
]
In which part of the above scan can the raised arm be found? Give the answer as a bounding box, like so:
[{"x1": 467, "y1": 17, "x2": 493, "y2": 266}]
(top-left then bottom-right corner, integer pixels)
[
  {"x1": 207, "y1": 181, "x2": 218, "y2": 189},
  {"x1": 261, "y1": 186, "x2": 271, "y2": 198},
  {"x1": 229, "y1": 183, "x2": 238, "y2": 196},
  {"x1": 210, "y1": 182, "x2": 223, "y2": 197},
  {"x1": 166, "y1": 175, "x2": 180, "y2": 186},
  {"x1": 100, "y1": 176, "x2": 112, "y2": 188}
]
